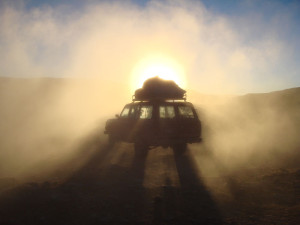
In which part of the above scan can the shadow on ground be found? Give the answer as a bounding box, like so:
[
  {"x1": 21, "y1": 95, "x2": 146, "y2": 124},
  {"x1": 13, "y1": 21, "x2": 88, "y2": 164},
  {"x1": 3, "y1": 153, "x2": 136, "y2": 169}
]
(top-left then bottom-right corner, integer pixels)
[{"x1": 0, "y1": 129, "x2": 223, "y2": 225}]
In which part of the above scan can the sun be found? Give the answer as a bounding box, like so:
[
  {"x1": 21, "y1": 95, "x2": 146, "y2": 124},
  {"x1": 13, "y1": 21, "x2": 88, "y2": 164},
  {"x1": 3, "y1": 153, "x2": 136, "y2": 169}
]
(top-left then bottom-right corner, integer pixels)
[{"x1": 131, "y1": 55, "x2": 186, "y2": 93}]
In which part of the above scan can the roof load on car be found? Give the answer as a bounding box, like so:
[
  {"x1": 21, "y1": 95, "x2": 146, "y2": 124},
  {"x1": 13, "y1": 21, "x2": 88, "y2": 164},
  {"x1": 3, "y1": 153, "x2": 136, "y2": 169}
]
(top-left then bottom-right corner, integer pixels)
[{"x1": 133, "y1": 76, "x2": 186, "y2": 101}]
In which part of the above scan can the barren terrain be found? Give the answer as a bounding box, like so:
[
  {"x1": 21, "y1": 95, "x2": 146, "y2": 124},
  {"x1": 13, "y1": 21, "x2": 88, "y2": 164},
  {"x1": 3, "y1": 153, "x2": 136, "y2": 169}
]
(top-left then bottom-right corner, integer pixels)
[
  {"x1": 1, "y1": 140, "x2": 300, "y2": 224},
  {"x1": 0, "y1": 78, "x2": 300, "y2": 224}
]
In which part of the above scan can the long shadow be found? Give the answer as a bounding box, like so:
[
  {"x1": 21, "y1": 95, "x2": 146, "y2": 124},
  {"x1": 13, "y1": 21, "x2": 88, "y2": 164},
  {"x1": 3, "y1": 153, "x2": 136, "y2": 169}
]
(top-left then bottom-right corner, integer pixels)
[
  {"x1": 0, "y1": 128, "x2": 149, "y2": 225},
  {"x1": 197, "y1": 145, "x2": 275, "y2": 223},
  {"x1": 87, "y1": 149, "x2": 149, "y2": 224},
  {"x1": 0, "y1": 129, "x2": 223, "y2": 225},
  {"x1": 152, "y1": 147, "x2": 223, "y2": 225},
  {"x1": 47, "y1": 131, "x2": 149, "y2": 224},
  {"x1": 54, "y1": 133, "x2": 150, "y2": 224}
]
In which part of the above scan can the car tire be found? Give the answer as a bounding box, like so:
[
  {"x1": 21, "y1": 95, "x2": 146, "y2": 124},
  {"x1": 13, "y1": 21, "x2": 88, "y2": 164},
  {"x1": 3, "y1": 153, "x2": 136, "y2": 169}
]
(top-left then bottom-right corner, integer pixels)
[
  {"x1": 108, "y1": 134, "x2": 117, "y2": 146},
  {"x1": 134, "y1": 141, "x2": 148, "y2": 157},
  {"x1": 173, "y1": 143, "x2": 187, "y2": 155}
]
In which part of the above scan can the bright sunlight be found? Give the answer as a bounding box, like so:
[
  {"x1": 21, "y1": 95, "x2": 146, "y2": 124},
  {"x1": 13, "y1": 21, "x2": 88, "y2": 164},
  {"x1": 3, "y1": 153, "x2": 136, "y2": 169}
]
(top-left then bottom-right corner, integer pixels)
[{"x1": 131, "y1": 54, "x2": 186, "y2": 92}]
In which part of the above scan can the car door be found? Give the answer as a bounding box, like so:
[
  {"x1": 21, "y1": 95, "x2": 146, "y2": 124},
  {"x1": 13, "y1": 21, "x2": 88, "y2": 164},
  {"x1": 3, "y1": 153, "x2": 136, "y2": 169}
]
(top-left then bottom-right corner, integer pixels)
[
  {"x1": 116, "y1": 104, "x2": 138, "y2": 141},
  {"x1": 177, "y1": 104, "x2": 200, "y2": 138},
  {"x1": 158, "y1": 104, "x2": 178, "y2": 140},
  {"x1": 134, "y1": 104, "x2": 154, "y2": 143}
]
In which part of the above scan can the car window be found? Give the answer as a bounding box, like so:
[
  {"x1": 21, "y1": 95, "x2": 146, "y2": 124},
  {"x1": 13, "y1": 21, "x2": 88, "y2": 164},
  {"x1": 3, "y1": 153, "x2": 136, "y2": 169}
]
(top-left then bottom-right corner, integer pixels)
[
  {"x1": 120, "y1": 106, "x2": 130, "y2": 118},
  {"x1": 159, "y1": 106, "x2": 175, "y2": 118},
  {"x1": 139, "y1": 105, "x2": 153, "y2": 119},
  {"x1": 129, "y1": 105, "x2": 140, "y2": 118},
  {"x1": 178, "y1": 106, "x2": 194, "y2": 118}
]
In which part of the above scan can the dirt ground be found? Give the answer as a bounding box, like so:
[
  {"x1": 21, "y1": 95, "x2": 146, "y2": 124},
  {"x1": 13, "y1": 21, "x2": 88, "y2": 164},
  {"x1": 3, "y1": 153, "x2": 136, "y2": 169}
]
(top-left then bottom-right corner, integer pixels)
[{"x1": 0, "y1": 139, "x2": 300, "y2": 225}]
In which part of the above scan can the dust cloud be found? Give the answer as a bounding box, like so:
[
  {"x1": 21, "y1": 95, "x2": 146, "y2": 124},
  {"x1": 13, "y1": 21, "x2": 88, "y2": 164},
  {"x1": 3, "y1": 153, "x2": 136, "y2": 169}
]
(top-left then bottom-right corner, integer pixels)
[
  {"x1": 188, "y1": 88, "x2": 300, "y2": 198},
  {"x1": 0, "y1": 0, "x2": 297, "y2": 93},
  {"x1": 0, "y1": 77, "x2": 128, "y2": 182},
  {"x1": 0, "y1": 0, "x2": 299, "y2": 186}
]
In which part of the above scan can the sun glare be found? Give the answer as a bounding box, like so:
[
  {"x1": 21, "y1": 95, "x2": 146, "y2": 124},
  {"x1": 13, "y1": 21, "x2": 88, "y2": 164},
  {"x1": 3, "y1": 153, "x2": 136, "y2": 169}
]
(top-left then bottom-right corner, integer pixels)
[{"x1": 131, "y1": 55, "x2": 186, "y2": 93}]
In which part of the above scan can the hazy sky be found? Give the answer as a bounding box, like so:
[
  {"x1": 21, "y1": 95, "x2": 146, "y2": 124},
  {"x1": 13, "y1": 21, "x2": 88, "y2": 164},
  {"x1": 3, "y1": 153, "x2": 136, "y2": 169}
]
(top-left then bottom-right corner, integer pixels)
[{"x1": 0, "y1": 0, "x2": 299, "y2": 94}]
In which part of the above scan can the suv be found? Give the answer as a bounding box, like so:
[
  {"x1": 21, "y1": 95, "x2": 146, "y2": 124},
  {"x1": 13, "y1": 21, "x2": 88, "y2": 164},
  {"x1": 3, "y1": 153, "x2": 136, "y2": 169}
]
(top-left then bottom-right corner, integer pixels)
[{"x1": 104, "y1": 98, "x2": 202, "y2": 154}]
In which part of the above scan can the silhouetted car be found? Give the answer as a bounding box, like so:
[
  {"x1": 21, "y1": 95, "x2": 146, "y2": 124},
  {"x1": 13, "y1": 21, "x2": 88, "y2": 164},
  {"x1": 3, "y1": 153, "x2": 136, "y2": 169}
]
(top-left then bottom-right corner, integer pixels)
[
  {"x1": 104, "y1": 99, "x2": 202, "y2": 154},
  {"x1": 104, "y1": 77, "x2": 202, "y2": 154}
]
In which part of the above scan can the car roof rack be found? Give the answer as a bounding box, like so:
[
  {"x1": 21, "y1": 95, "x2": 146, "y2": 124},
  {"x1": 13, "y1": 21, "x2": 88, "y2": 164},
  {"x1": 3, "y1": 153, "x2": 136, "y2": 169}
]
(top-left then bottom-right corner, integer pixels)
[{"x1": 132, "y1": 93, "x2": 187, "y2": 102}]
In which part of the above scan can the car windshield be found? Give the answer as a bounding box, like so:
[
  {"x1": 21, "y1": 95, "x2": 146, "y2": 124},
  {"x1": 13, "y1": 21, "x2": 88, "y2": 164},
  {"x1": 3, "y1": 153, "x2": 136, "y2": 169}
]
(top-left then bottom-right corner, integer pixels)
[
  {"x1": 129, "y1": 105, "x2": 140, "y2": 118},
  {"x1": 178, "y1": 106, "x2": 194, "y2": 118},
  {"x1": 120, "y1": 106, "x2": 130, "y2": 117},
  {"x1": 139, "y1": 105, "x2": 153, "y2": 119},
  {"x1": 159, "y1": 105, "x2": 175, "y2": 118}
]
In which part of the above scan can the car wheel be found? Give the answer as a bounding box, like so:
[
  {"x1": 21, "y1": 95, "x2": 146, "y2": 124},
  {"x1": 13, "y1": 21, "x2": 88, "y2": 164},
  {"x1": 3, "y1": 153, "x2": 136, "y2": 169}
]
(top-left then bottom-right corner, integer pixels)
[
  {"x1": 108, "y1": 134, "x2": 117, "y2": 146},
  {"x1": 134, "y1": 141, "x2": 148, "y2": 157},
  {"x1": 173, "y1": 143, "x2": 187, "y2": 155}
]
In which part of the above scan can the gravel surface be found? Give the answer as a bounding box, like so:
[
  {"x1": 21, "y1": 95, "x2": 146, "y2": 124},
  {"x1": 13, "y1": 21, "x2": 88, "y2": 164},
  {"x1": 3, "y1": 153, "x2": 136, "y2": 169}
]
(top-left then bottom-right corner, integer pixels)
[{"x1": 0, "y1": 142, "x2": 300, "y2": 225}]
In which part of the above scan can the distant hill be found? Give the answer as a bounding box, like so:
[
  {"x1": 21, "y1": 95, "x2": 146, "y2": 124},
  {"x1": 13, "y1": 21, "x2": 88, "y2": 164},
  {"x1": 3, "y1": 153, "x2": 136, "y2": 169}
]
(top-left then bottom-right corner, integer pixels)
[
  {"x1": 189, "y1": 87, "x2": 300, "y2": 106},
  {"x1": 190, "y1": 86, "x2": 300, "y2": 169}
]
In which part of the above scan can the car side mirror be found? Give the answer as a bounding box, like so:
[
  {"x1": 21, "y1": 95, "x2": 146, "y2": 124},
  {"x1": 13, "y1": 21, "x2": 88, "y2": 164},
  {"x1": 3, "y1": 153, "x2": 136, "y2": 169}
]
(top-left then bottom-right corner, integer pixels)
[{"x1": 115, "y1": 114, "x2": 120, "y2": 118}]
